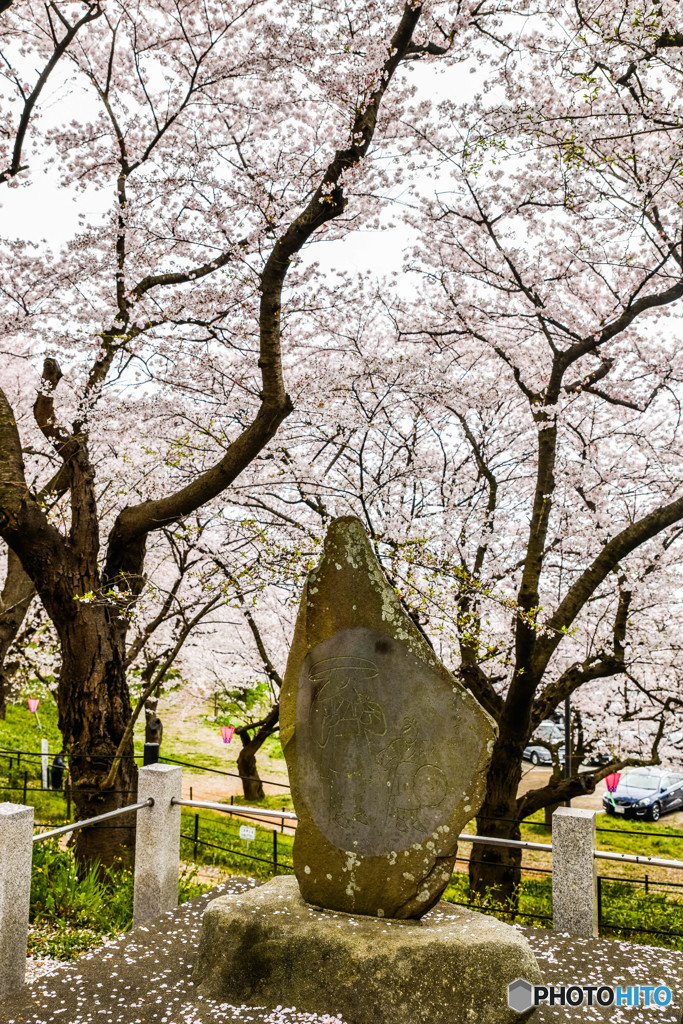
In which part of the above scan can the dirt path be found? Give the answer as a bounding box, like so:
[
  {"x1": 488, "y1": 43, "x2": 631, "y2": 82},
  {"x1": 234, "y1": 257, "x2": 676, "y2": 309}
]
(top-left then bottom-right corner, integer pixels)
[{"x1": 147, "y1": 690, "x2": 290, "y2": 800}]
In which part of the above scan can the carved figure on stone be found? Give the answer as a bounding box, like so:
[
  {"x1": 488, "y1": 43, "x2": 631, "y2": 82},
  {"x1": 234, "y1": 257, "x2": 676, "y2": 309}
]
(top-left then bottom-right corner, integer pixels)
[
  {"x1": 309, "y1": 657, "x2": 386, "y2": 829},
  {"x1": 376, "y1": 717, "x2": 447, "y2": 832}
]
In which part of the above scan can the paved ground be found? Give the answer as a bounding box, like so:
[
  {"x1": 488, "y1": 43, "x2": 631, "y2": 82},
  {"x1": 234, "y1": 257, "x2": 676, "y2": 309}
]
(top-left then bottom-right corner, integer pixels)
[{"x1": 1, "y1": 877, "x2": 682, "y2": 1024}]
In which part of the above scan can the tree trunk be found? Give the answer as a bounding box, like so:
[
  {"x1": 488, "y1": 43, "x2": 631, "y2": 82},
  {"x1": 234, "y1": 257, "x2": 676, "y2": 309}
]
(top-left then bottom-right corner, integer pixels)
[
  {"x1": 468, "y1": 746, "x2": 524, "y2": 908},
  {"x1": 236, "y1": 741, "x2": 266, "y2": 801},
  {"x1": 0, "y1": 549, "x2": 36, "y2": 719},
  {"x1": 235, "y1": 709, "x2": 279, "y2": 801},
  {"x1": 544, "y1": 801, "x2": 560, "y2": 828},
  {"x1": 56, "y1": 603, "x2": 137, "y2": 868}
]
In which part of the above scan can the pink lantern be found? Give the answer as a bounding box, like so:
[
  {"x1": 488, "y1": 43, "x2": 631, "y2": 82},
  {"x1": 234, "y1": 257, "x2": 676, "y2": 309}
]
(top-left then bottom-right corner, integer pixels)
[
  {"x1": 27, "y1": 698, "x2": 40, "y2": 713},
  {"x1": 221, "y1": 726, "x2": 235, "y2": 744},
  {"x1": 605, "y1": 772, "x2": 621, "y2": 793}
]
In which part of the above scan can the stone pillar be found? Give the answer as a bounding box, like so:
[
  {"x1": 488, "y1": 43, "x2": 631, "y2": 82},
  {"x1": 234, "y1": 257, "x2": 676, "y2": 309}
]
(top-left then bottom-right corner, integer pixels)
[
  {"x1": 552, "y1": 805, "x2": 597, "y2": 937},
  {"x1": 0, "y1": 803, "x2": 34, "y2": 998},
  {"x1": 133, "y1": 764, "x2": 182, "y2": 928},
  {"x1": 41, "y1": 739, "x2": 48, "y2": 790}
]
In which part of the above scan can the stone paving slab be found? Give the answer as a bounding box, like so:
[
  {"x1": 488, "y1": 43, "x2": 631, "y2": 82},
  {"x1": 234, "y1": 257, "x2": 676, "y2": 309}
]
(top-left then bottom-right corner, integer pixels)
[
  {"x1": 1, "y1": 877, "x2": 682, "y2": 1024},
  {"x1": 522, "y1": 927, "x2": 683, "y2": 1023}
]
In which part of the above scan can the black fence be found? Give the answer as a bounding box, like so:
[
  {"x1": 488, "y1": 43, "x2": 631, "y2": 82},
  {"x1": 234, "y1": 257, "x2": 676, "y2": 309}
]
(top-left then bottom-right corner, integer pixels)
[
  {"x1": 3, "y1": 742, "x2": 683, "y2": 947},
  {"x1": 180, "y1": 811, "x2": 294, "y2": 876}
]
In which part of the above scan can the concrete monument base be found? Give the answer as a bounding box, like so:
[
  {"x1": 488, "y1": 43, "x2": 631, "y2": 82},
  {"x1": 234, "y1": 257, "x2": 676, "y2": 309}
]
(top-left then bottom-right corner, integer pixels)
[{"x1": 194, "y1": 876, "x2": 542, "y2": 1024}]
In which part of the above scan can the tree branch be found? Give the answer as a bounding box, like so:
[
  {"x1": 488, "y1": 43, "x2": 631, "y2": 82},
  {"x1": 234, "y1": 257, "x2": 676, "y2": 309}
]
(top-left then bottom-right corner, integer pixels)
[
  {"x1": 239, "y1": 597, "x2": 283, "y2": 691},
  {"x1": 102, "y1": 2, "x2": 427, "y2": 590},
  {"x1": 101, "y1": 591, "x2": 222, "y2": 790},
  {"x1": 534, "y1": 498, "x2": 683, "y2": 678},
  {"x1": 532, "y1": 584, "x2": 632, "y2": 724},
  {"x1": 0, "y1": 3, "x2": 102, "y2": 184}
]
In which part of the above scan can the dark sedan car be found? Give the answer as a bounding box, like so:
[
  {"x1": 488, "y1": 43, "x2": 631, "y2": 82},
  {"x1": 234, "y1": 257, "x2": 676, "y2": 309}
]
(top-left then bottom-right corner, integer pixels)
[{"x1": 603, "y1": 768, "x2": 683, "y2": 821}]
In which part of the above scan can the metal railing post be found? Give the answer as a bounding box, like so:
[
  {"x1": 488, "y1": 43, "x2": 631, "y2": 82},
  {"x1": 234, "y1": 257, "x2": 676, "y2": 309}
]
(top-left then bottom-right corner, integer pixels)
[
  {"x1": 40, "y1": 739, "x2": 48, "y2": 791},
  {"x1": 0, "y1": 803, "x2": 34, "y2": 998},
  {"x1": 552, "y1": 806, "x2": 597, "y2": 937},
  {"x1": 133, "y1": 764, "x2": 182, "y2": 928},
  {"x1": 143, "y1": 742, "x2": 160, "y2": 766}
]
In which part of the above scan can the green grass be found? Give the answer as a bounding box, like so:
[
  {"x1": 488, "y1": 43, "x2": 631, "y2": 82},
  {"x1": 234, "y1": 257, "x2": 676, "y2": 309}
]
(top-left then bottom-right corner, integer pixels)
[
  {"x1": 231, "y1": 792, "x2": 294, "y2": 813},
  {"x1": 597, "y1": 877, "x2": 683, "y2": 948},
  {"x1": 0, "y1": 785, "x2": 68, "y2": 824},
  {"x1": 29, "y1": 838, "x2": 214, "y2": 960},
  {"x1": 444, "y1": 872, "x2": 553, "y2": 927},
  {"x1": 262, "y1": 733, "x2": 284, "y2": 759},
  {"x1": 0, "y1": 699, "x2": 61, "y2": 759},
  {"x1": 180, "y1": 807, "x2": 294, "y2": 879},
  {"x1": 0, "y1": 701, "x2": 71, "y2": 824},
  {"x1": 510, "y1": 808, "x2": 683, "y2": 861}
]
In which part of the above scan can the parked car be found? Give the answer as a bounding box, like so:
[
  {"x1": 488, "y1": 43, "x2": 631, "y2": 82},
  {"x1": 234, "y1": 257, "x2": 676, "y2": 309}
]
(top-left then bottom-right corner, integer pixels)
[
  {"x1": 602, "y1": 768, "x2": 683, "y2": 821},
  {"x1": 583, "y1": 750, "x2": 611, "y2": 766},
  {"x1": 523, "y1": 720, "x2": 565, "y2": 766}
]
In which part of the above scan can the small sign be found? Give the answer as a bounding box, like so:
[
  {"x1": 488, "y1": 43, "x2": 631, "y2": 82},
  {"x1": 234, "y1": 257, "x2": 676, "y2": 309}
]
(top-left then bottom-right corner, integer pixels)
[{"x1": 239, "y1": 824, "x2": 256, "y2": 841}]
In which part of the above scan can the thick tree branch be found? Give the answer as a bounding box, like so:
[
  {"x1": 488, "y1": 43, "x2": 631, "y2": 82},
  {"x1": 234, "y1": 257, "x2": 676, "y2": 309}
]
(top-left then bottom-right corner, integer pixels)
[
  {"x1": 235, "y1": 702, "x2": 279, "y2": 749},
  {"x1": 33, "y1": 357, "x2": 71, "y2": 453},
  {"x1": 130, "y1": 250, "x2": 238, "y2": 301},
  {"x1": 0, "y1": 386, "x2": 70, "y2": 617},
  {"x1": 564, "y1": 357, "x2": 614, "y2": 394},
  {"x1": 458, "y1": 660, "x2": 504, "y2": 718},
  {"x1": 532, "y1": 584, "x2": 632, "y2": 724},
  {"x1": 534, "y1": 500, "x2": 683, "y2": 677}
]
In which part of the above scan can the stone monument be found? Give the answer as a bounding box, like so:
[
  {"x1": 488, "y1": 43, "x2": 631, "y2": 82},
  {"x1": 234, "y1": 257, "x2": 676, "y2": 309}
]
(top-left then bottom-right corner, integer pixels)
[
  {"x1": 281, "y1": 515, "x2": 497, "y2": 918},
  {"x1": 194, "y1": 517, "x2": 542, "y2": 1022}
]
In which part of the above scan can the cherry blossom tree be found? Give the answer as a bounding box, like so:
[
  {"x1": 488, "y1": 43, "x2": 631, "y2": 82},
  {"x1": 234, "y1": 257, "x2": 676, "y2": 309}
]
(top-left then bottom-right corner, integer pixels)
[
  {"x1": 378, "y1": 0, "x2": 683, "y2": 901},
  {"x1": 231, "y1": 276, "x2": 683, "y2": 900},
  {"x1": 0, "y1": 0, "x2": 462, "y2": 864}
]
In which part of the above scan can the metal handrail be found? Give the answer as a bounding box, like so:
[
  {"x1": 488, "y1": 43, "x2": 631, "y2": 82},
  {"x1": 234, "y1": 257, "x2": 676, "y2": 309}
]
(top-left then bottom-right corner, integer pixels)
[
  {"x1": 458, "y1": 833, "x2": 552, "y2": 852},
  {"x1": 172, "y1": 797, "x2": 297, "y2": 820},
  {"x1": 594, "y1": 849, "x2": 683, "y2": 870},
  {"x1": 32, "y1": 788, "x2": 681, "y2": 872},
  {"x1": 171, "y1": 802, "x2": 552, "y2": 847},
  {"x1": 33, "y1": 797, "x2": 153, "y2": 843},
  {"x1": 171, "y1": 803, "x2": 683, "y2": 871}
]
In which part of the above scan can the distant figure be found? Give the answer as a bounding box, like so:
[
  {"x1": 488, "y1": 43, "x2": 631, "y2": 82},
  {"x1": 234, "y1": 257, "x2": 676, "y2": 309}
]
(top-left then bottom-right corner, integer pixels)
[
  {"x1": 145, "y1": 714, "x2": 163, "y2": 746},
  {"x1": 50, "y1": 753, "x2": 66, "y2": 790}
]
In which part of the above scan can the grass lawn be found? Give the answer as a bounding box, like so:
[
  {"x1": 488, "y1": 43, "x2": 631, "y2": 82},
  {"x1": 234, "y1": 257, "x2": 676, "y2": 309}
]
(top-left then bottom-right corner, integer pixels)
[{"x1": 0, "y1": 698, "x2": 61, "y2": 758}]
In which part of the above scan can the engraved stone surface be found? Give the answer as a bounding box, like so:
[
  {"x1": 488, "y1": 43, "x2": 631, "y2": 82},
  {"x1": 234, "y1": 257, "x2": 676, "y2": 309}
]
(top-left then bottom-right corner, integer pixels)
[{"x1": 281, "y1": 515, "x2": 497, "y2": 918}]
